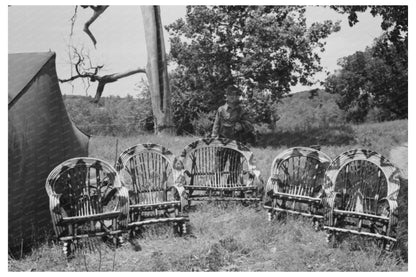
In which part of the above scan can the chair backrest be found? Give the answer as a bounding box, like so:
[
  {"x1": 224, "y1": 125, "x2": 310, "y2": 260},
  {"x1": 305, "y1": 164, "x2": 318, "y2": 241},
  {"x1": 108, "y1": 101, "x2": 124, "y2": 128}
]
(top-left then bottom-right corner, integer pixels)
[
  {"x1": 180, "y1": 138, "x2": 254, "y2": 187},
  {"x1": 324, "y1": 149, "x2": 402, "y2": 214},
  {"x1": 270, "y1": 147, "x2": 332, "y2": 196},
  {"x1": 116, "y1": 144, "x2": 175, "y2": 204},
  {"x1": 45, "y1": 157, "x2": 126, "y2": 237}
]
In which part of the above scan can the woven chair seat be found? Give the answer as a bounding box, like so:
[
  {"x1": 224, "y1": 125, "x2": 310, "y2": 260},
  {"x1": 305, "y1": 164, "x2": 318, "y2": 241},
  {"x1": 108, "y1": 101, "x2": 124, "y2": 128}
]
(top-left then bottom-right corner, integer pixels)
[
  {"x1": 129, "y1": 201, "x2": 181, "y2": 211},
  {"x1": 332, "y1": 209, "x2": 389, "y2": 222},
  {"x1": 183, "y1": 184, "x2": 256, "y2": 190},
  {"x1": 60, "y1": 211, "x2": 122, "y2": 224},
  {"x1": 128, "y1": 216, "x2": 190, "y2": 227},
  {"x1": 270, "y1": 191, "x2": 322, "y2": 204}
]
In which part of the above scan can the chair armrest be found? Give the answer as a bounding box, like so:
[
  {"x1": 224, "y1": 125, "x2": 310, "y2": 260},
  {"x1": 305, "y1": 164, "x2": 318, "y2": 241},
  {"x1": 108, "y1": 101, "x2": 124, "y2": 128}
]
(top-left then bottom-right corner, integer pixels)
[
  {"x1": 377, "y1": 197, "x2": 399, "y2": 228},
  {"x1": 48, "y1": 193, "x2": 65, "y2": 238},
  {"x1": 114, "y1": 186, "x2": 130, "y2": 227},
  {"x1": 322, "y1": 191, "x2": 342, "y2": 226}
]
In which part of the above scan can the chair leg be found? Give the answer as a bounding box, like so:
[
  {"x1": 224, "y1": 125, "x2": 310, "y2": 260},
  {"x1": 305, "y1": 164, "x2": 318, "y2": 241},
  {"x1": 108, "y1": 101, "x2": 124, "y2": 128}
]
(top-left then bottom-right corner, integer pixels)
[
  {"x1": 118, "y1": 234, "x2": 125, "y2": 245},
  {"x1": 327, "y1": 231, "x2": 337, "y2": 248},
  {"x1": 384, "y1": 240, "x2": 394, "y2": 251},
  {"x1": 63, "y1": 241, "x2": 74, "y2": 258},
  {"x1": 268, "y1": 211, "x2": 274, "y2": 222},
  {"x1": 173, "y1": 222, "x2": 181, "y2": 235},
  {"x1": 313, "y1": 219, "x2": 321, "y2": 231},
  {"x1": 128, "y1": 230, "x2": 142, "y2": 252},
  {"x1": 181, "y1": 222, "x2": 187, "y2": 235}
]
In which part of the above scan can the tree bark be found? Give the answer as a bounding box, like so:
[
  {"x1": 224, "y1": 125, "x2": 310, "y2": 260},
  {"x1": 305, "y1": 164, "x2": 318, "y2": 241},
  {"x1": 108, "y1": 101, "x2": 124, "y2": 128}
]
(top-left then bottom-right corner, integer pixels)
[{"x1": 141, "y1": 6, "x2": 174, "y2": 135}]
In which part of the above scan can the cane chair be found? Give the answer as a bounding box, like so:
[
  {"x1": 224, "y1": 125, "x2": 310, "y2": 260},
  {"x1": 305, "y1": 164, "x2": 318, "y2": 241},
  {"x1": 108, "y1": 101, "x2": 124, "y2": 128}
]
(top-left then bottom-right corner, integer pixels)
[
  {"x1": 323, "y1": 149, "x2": 402, "y2": 250},
  {"x1": 45, "y1": 158, "x2": 129, "y2": 257},
  {"x1": 264, "y1": 147, "x2": 332, "y2": 229},
  {"x1": 179, "y1": 138, "x2": 263, "y2": 206},
  {"x1": 116, "y1": 144, "x2": 189, "y2": 235}
]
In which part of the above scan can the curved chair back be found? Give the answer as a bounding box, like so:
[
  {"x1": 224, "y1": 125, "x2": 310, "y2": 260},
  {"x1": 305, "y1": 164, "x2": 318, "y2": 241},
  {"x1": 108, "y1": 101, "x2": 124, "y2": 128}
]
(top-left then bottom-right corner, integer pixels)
[
  {"x1": 180, "y1": 138, "x2": 254, "y2": 187},
  {"x1": 268, "y1": 147, "x2": 332, "y2": 197},
  {"x1": 323, "y1": 149, "x2": 402, "y2": 247},
  {"x1": 324, "y1": 149, "x2": 401, "y2": 214},
  {"x1": 45, "y1": 157, "x2": 128, "y2": 238},
  {"x1": 116, "y1": 143, "x2": 176, "y2": 205}
]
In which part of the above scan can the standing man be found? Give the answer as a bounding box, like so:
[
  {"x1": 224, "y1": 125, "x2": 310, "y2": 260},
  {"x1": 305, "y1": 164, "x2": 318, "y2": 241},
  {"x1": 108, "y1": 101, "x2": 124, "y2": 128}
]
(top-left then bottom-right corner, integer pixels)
[
  {"x1": 211, "y1": 85, "x2": 254, "y2": 144},
  {"x1": 211, "y1": 85, "x2": 254, "y2": 187}
]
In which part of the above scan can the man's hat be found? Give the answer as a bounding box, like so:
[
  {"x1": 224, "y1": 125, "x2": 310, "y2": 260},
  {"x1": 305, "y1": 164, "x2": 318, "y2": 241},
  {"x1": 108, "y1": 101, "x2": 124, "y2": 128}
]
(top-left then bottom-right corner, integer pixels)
[{"x1": 225, "y1": 85, "x2": 242, "y2": 96}]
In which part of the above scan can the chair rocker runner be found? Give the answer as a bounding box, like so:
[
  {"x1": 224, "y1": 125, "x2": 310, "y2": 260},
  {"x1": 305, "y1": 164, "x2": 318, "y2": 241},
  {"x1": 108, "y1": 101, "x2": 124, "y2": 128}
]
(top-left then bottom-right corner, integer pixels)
[
  {"x1": 323, "y1": 149, "x2": 402, "y2": 250},
  {"x1": 45, "y1": 158, "x2": 129, "y2": 257},
  {"x1": 116, "y1": 144, "x2": 189, "y2": 236},
  {"x1": 264, "y1": 147, "x2": 332, "y2": 229},
  {"x1": 179, "y1": 138, "x2": 263, "y2": 206}
]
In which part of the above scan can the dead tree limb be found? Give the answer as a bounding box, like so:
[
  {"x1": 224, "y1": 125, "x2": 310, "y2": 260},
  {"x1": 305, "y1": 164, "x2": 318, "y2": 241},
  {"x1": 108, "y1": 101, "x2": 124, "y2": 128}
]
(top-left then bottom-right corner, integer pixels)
[
  {"x1": 90, "y1": 68, "x2": 147, "y2": 102},
  {"x1": 59, "y1": 67, "x2": 146, "y2": 103},
  {"x1": 81, "y1": 5, "x2": 109, "y2": 47}
]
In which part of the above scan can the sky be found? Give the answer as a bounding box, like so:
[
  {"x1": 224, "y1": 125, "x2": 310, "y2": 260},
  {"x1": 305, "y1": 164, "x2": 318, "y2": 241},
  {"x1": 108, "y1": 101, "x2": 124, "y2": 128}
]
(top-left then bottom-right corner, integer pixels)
[{"x1": 8, "y1": 4, "x2": 385, "y2": 98}]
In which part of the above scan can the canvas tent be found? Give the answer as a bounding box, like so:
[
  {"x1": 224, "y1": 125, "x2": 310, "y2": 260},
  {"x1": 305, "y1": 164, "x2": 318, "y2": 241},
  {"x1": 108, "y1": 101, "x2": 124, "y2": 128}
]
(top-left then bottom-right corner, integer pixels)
[{"x1": 8, "y1": 52, "x2": 89, "y2": 252}]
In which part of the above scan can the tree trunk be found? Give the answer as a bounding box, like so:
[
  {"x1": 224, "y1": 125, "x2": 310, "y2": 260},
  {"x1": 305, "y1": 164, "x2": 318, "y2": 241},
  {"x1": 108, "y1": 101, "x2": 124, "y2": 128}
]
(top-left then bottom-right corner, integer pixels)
[{"x1": 141, "y1": 6, "x2": 174, "y2": 135}]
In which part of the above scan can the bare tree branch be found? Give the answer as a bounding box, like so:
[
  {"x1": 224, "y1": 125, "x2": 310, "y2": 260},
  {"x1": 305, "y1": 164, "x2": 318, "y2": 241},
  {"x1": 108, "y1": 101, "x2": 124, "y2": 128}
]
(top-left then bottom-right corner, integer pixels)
[
  {"x1": 69, "y1": 6, "x2": 78, "y2": 37},
  {"x1": 90, "y1": 68, "x2": 147, "y2": 102},
  {"x1": 62, "y1": 6, "x2": 147, "y2": 103},
  {"x1": 81, "y1": 5, "x2": 109, "y2": 47},
  {"x1": 59, "y1": 64, "x2": 146, "y2": 103}
]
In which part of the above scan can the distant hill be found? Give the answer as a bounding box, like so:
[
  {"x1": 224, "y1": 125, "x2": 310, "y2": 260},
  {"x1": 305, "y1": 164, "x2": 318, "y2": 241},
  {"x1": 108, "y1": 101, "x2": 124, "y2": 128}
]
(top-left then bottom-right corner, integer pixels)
[{"x1": 271, "y1": 89, "x2": 345, "y2": 132}]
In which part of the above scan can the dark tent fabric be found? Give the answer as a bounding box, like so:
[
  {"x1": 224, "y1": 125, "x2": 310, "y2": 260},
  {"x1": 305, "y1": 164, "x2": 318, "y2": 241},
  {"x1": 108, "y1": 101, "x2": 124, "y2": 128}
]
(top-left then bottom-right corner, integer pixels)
[{"x1": 8, "y1": 52, "x2": 90, "y2": 252}]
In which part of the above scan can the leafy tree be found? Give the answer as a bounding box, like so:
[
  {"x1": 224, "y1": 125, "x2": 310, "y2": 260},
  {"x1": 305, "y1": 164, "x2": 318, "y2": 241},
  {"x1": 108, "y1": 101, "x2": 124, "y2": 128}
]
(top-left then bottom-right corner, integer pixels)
[
  {"x1": 330, "y1": 5, "x2": 407, "y2": 54},
  {"x1": 325, "y1": 39, "x2": 407, "y2": 122},
  {"x1": 327, "y1": 6, "x2": 408, "y2": 122},
  {"x1": 166, "y1": 5, "x2": 341, "y2": 134}
]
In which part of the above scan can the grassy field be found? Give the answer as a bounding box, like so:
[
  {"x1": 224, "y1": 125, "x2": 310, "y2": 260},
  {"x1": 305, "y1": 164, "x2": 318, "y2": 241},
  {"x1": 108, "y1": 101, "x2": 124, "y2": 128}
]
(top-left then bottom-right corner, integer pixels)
[{"x1": 8, "y1": 120, "x2": 408, "y2": 271}]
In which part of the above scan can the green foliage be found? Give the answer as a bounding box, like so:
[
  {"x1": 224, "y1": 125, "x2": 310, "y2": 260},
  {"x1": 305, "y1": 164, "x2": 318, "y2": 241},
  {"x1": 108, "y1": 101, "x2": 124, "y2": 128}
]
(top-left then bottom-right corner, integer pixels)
[
  {"x1": 241, "y1": 92, "x2": 275, "y2": 124},
  {"x1": 330, "y1": 5, "x2": 407, "y2": 53},
  {"x1": 324, "y1": 42, "x2": 407, "y2": 122},
  {"x1": 63, "y1": 92, "x2": 154, "y2": 136},
  {"x1": 191, "y1": 111, "x2": 217, "y2": 137},
  {"x1": 327, "y1": 6, "x2": 408, "y2": 122},
  {"x1": 167, "y1": 5, "x2": 341, "y2": 134}
]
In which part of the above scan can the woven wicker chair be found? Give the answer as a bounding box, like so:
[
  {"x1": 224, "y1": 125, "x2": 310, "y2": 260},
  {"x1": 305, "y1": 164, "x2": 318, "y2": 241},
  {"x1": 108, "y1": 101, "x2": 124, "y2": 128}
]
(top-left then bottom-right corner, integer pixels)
[
  {"x1": 323, "y1": 149, "x2": 402, "y2": 250},
  {"x1": 179, "y1": 138, "x2": 263, "y2": 206},
  {"x1": 116, "y1": 144, "x2": 189, "y2": 235},
  {"x1": 264, "y1": 147, "x2": 332, "y2": 229},
  {"x1": 45, "y1": 157, "x2": 129, "y2": 257}
]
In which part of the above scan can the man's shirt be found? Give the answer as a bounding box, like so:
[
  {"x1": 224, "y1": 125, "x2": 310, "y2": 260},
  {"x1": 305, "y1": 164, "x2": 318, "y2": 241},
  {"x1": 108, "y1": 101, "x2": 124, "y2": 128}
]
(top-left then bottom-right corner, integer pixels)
[{"x1": 212, "y1": 103, "x2": 253, "y2": 141}]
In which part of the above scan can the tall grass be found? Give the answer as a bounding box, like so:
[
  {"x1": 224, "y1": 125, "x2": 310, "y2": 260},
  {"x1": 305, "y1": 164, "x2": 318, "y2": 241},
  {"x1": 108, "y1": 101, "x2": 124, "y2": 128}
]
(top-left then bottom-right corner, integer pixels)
[
  {"x1": 8, "y1": 203, "x2": 407, "y2": 271},
  {"x1": 9, "y1": 119, "x2": 408, "y2": 271}
]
